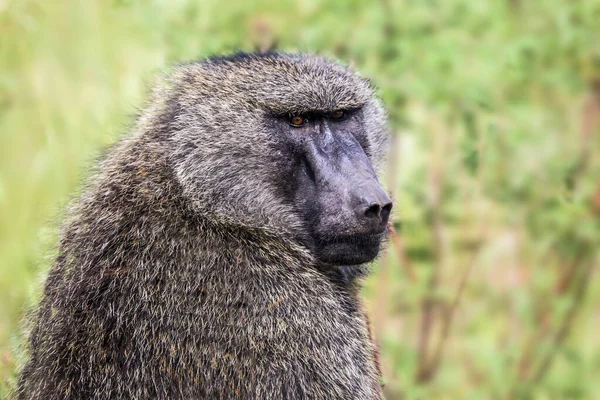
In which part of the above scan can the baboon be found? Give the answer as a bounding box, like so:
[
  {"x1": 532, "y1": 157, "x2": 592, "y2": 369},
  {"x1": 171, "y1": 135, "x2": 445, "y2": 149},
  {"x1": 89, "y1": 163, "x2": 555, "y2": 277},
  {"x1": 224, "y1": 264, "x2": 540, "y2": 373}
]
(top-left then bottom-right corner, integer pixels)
[{"x1": 16, "y1": 52, "x2": 392, "y2": 399}]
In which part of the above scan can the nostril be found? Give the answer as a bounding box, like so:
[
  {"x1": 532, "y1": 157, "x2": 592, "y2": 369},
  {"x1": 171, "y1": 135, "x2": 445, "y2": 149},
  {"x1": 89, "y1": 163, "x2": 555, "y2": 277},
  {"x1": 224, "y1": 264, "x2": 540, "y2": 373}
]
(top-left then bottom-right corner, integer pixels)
[
  {"x1": 364, "y1": 202, "x2": 393, "y2": 222},
  {"x1": 380, "y1": 202, "x2": 393, "y2": 224},
  {"x1": 364, "y1": 203, "x2": 381, "y2": 219}
]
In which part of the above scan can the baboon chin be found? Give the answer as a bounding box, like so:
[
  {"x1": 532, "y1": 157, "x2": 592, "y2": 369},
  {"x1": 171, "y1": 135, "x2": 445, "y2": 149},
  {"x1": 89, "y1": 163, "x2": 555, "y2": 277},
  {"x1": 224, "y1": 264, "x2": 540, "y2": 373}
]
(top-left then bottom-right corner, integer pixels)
[
  {"x1": 315, "y1": 233, "x2": 386, "y2": 266},
  {"x1": 17, "y1": 52, "x2": 392, "y2": 399}
]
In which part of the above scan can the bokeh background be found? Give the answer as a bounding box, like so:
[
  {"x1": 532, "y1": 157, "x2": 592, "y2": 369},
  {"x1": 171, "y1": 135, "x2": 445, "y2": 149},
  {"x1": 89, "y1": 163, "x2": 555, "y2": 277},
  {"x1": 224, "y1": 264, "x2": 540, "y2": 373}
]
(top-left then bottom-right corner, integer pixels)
[{"x1": 1, "y1": 0, "x2": 600, "y2": 398}]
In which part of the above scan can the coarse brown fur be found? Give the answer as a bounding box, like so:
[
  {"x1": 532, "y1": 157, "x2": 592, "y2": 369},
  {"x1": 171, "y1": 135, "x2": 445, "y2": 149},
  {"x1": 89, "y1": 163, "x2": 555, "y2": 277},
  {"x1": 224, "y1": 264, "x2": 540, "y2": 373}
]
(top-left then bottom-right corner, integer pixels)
[{"x1": 16, "y1": 52, "x2": 389, "y2": 399}]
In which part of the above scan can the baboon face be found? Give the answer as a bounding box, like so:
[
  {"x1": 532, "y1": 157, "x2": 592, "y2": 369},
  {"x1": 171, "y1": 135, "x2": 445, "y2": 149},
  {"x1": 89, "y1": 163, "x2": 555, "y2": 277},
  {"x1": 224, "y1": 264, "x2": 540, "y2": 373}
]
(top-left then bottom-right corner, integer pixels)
[
  {"x1": 171, "y1": 53, "x2": 391, "y2": 266},
  {"x1": 270, "y1": 108, "x2": 392, "y2": 266}
]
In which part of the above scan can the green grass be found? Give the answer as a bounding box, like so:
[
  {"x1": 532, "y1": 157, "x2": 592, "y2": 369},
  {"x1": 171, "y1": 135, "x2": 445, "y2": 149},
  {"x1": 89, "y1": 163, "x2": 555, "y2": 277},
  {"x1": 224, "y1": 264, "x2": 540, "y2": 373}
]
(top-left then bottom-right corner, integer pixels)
[{"x1": 1, "y1": 0, "x2": 600, "y2": 398}]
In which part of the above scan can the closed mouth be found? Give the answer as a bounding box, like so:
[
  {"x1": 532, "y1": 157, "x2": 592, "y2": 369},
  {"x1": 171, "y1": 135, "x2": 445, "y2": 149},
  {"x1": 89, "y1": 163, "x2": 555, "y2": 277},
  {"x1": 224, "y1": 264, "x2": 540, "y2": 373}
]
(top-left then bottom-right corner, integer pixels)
[{"x1": 318, "y1": 230, "x2": 387, "y2": 246}]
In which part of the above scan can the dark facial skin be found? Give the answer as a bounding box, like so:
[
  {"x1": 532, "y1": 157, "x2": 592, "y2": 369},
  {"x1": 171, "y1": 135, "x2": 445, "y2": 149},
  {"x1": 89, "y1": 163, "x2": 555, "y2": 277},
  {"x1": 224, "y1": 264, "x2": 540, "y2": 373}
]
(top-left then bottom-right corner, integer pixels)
[{"x1": 271, "y1": 108, "x2": 392, "y2": 266}]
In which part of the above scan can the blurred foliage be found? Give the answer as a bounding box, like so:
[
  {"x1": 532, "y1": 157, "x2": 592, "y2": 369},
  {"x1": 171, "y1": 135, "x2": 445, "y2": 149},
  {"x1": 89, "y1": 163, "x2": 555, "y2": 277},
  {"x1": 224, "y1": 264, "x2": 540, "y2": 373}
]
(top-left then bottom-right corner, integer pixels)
[{"x1": 1, "y1": 0, "x2": 600, "y2": 398}]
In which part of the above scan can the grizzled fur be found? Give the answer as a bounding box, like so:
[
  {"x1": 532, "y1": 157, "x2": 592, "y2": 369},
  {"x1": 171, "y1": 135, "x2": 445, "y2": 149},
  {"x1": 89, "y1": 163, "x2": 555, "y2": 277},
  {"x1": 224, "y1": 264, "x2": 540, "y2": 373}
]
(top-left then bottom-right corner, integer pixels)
[{"x1": 16, "y1": 53, "x2": 389, "y2": 399}]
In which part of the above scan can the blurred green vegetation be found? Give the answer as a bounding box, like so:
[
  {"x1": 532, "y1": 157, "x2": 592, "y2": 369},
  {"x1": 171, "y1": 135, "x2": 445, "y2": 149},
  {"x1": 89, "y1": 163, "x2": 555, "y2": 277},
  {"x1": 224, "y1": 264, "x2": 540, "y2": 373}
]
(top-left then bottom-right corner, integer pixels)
[{"x1": 1, "y1": 0, "x2": 600, "y2": 398}]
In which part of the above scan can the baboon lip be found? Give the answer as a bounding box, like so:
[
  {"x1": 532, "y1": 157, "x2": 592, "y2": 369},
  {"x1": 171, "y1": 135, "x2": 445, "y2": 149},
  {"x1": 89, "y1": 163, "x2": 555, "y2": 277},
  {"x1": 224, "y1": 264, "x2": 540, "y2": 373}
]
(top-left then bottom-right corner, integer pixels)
[{"x1": 319, "y1": 230, "x2": 387, "y2": 245}]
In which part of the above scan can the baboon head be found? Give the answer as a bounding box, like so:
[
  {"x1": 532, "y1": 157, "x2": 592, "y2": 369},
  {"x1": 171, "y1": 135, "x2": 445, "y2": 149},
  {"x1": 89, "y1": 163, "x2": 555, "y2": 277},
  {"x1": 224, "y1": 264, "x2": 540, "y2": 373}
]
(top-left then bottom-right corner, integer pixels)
[{"x1": 164, "y1": 53, "x2": 391, "y2": 266}]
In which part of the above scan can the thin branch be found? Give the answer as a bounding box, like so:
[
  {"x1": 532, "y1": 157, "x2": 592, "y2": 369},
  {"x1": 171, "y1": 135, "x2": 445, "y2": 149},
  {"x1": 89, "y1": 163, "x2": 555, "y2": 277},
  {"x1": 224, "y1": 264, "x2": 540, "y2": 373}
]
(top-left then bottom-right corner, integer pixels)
[
  {"x1": 570, "y1": 79, "x2": 600, "y2": 190},
  {"x1": 532, "y1": 258, "x2": 595, "y2": 382},
  {"x1": 422, "y1": 238, "x2": 482, "y2": 381},
  {"x1": 415, "y1": 116, "x2": 447, "y2": 383},
  {"x1": 515, "y1": 252, "x2": 584, "y2": 382}
]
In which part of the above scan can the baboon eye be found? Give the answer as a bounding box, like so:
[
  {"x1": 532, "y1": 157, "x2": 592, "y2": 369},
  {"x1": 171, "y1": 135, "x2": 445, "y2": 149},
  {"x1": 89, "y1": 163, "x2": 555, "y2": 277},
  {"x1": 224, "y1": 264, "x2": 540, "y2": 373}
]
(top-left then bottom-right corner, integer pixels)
[
  {"x1": 289, "y1": 115, "x2": 306, "y2": 127},
  {"x1": 330, "y1": 110, "x2": 345, "y2": 120}
]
